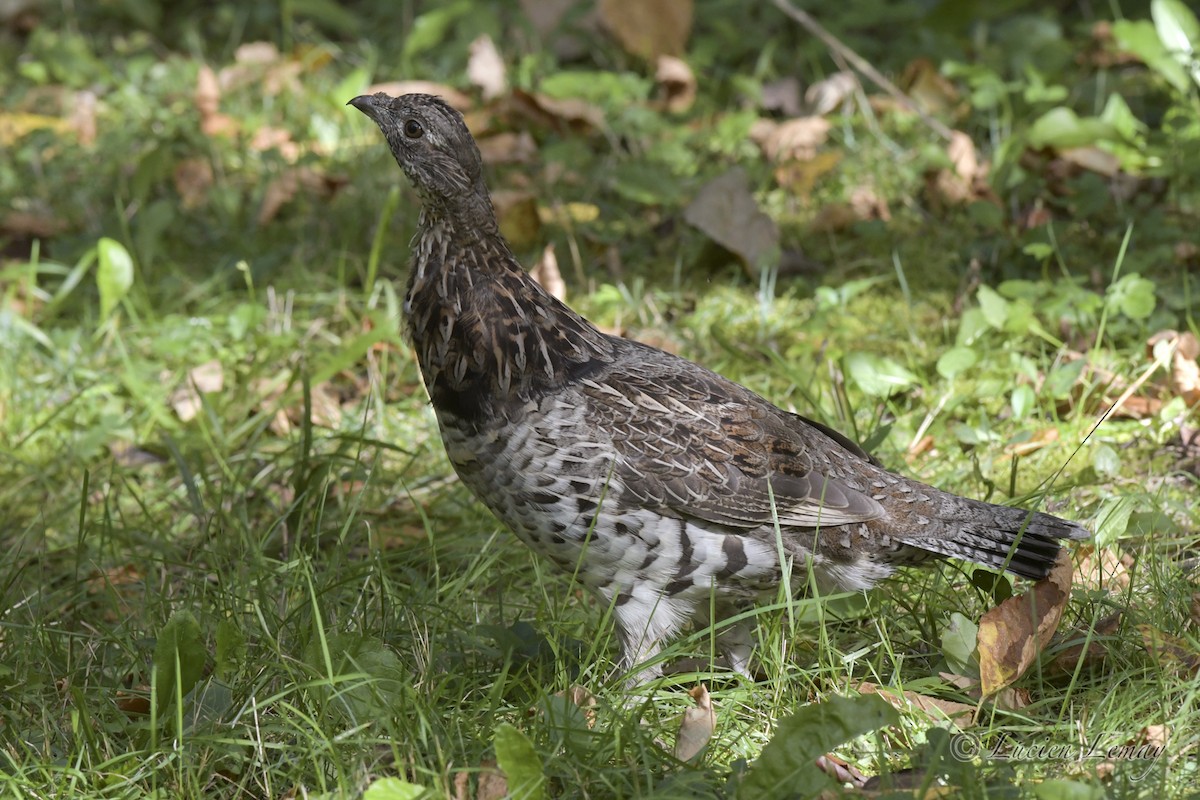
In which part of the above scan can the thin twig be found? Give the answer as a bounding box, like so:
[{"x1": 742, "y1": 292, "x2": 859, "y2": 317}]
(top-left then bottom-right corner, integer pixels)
[{"x1": 772, "y1": 0, "x2": 955, "y2": 142}]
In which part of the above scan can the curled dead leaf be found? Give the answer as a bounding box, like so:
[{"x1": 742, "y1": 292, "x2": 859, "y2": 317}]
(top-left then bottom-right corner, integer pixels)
[
  {"x1": 655, "y1": 55, "x2": 695, "y2": 114},
  {"x1": 805, "y1": 71, "x2": 858, "y2": 116},
  {"x1": 257, "y1": 167, "x2": 347, "y2": 226},
  {"x1": 477, "y1": 131, "x2": 538, "y2": 165},
  {"x1": 1073, "y1": 545, "x2": 1133, "y2": 593},
  {"x1": 857, "y1": 682, "x2": 975, "y2": 728},
  {"x1": 751, "y1": 116, "x2": 831, "y2": 163},
  {"x1": 367, "y1": 81, "x2": 472, "y2": 111},
  {"x1": 173, "y1": 159, "x2": 213, "y2": 210},
  {"x1": 684, "y1": 168, "x2": 779, "y2": 268},
  {"x1": 977, "y1": 550, "x2": 1073, "y2": 697},
  {"x1": 1139, "y1": 625, "x2": 1200, "y2": 676},
  {"x1": 468, "y1": 34, "x2": 508, "y2": 101},
  {"x1": 673, "y1": 684, "x2": 715, "y2": 761},
  {"x1": 598, "y1": 0, "x2": 692, "y2": 60},
  {"x1": 171, "y1": 360, "x2": 225, "y2": 422},
  {"x1": 1050, "y1": 612, "x2": 1121, "y2": 676},
  {"x1": 510, "y1": 89, "x2": 604, "y2": 131}
]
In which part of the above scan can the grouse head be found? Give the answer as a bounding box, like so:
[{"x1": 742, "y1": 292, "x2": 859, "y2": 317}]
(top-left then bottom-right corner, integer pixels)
[{"x1": 349, "y1": 92, "x2": 494, "y2": 229}]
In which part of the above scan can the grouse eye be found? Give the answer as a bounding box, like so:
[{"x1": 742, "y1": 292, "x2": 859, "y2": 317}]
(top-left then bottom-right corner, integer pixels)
[{"x1": 403, "y1": 119, "x2": 424, "y2": 138}]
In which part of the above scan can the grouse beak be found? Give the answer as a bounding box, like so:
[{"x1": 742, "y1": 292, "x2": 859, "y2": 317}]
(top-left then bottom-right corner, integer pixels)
[{"x1": 348, "y1": 94, "x2": 385, "y2": 124}]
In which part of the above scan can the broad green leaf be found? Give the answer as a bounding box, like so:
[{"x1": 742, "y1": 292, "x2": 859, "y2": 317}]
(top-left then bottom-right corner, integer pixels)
[
  {"x1": 1032, "y1": 778, "x2": 1107, "y2": 800},
  {"x1": 1092, "y1": 443, "x2": 1122, "y2": 477},
  {"x1": 1094, "y1": 495, "x2": 1136, "y2": 548},
  {"x1": 977, "y1": 285, "x2": 1009, "y2": 329},
  {"x1": 154, "y1": 610, "x2": 206, "y2": 711},
  {"x1": 1044, "y1": 359, "x2": 1086, "y2": 399},
  {"x1": 738, "y1": 695, "x2": 899, "y2": 799},
  {"x1": 1105, "y1": 273, "x2": 1157, "y2": 320},
  {"x1": 402, "y1": 2, "x2": 472, "y2": 62},
  {"x1": 1112, "y1": 19, "x2": 1191, "y2": 93},
  {"x1": 1027, "y1": 107, "x2": 1119, "y2": 150},
  {"x1": 96, "y1": 237, "x2": 134, "y2": 319},
  {"x1": 1152, "y1": 0, "x2": 1200, "y2": 88},
  {"x1": 363, "y1": 778, "x2": 427, "y2": 800},
  {"x1": 214, "y1": 618, "x2": 245, "y2": 680},
  {"x1": 936, "y1": 346, "x2": 978, "y2": 380},
  {"x1": 494, "y1": 722, "x2": 545, "y2": 800},
  {"x1": 303, "y1": 633, "x2": 405, "y2": 722},
  {"x1": 941, "y1": 612, "x2": 979, "y2": 677},
  {"x1": 1010, "y1": 384, "x2": 1036, "y2": 420},
  {"x1": 845, "y1": 352, "x2": 918, "y2": 398}
]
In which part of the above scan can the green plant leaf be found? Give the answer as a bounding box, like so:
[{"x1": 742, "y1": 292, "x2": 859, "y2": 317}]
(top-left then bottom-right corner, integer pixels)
[
  {"x1": 1112, "y1": 19, "x2": 1192, "y2": 93},
  {"x1": 402, "y1": 2, "x2": 472, "y2": 63},
  {"x1": 941, "y1": 612, "x2": 979, "y2": 677},
  {"x1": 977, "y1": 285, "x2": 1009, "y2": 329},
  {"x1": 96, "y1": 237, "x2": 134, "y2": 319},
  {"x1": 738, "y1": 694, "x2": 899, "y2": 799},
  {"x1": 1105, "y1": 273, "x2": 1157, "y2": 320},
  {"x1": 362, "y1": 778, "x2": 428, "y2": 800},
  {"x1": 494, "y1": 722, "x2": 545, "y2": 800},
  {"x1": 845, "y1": 352, "x2": 918, "y2": 397},
  {"x1": 937, "y1": 346, "x2": 978, "y2": 380},
  {"x1": 1152, "y1": 0, "x2": 1200, "y2": 88},
  {"x1": 154, "y1": 610, "x2": 206, "y2": 711},
  {"x1": 1010, "y1": 384, "x2": 1036, "y2": 419},
  {"x1": 1027, "y1": 107, "x2": 1119, "y2": 150},
  {"x1": 214, "y1": 618, "x2": 245, "y2": 680},
  {"x1": 1094, "y1": 495, "x2": 1137, "y2": 547}
]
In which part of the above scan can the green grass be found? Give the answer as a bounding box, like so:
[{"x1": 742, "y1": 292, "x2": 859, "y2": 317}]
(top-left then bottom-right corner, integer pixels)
[{"x1": 4, "y1": 3, "x2": 1200, "y2": 798}]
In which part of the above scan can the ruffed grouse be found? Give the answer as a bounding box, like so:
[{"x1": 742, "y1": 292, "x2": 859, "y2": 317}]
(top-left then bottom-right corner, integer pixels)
[{"x1": 350, "y1": 92, "x2": 1088, "y2": 681}]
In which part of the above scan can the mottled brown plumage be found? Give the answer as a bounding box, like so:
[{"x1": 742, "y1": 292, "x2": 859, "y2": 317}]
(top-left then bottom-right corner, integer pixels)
[{"x1": 350, "y1": 92, "x2": 1089, "y2": 681}]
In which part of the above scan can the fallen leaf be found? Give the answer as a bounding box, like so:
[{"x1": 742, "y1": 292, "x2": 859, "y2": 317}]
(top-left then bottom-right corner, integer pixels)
[
  {"x1": 529, "y1": 243, "x2": 565, "y2": 302},
  {"x1": 1001, "y1": 427, "x2": 1060, "y2": 459},
  {"x1": 1073, "y1": 545, "x2": 1133, "y2": 592},
  {"x1": 510, "y1": 89, "x2": 604, "y2": 131},
  {"x1": 257, "y1": 166, "x2": 347, "y2": 226},
  {"x1": 171, "y1": 360, "x2": 225, "y2": 422},
  {"x1": 477, "y1": 131, "x2": 538, "y2": 165},
  {"x1": 815, "y1": 753, "x2": 869, "y2": 788},
  {"x1": 366, "y1": 81, "x2": 473, "y2": 111},
  {"x1": 684, "y1": 168, "x2": 779, "y2": 268},
  {"x1": 857, "y1": 682, "x2": 975, "y2": 728},
  {"x1": 467, "y1": 34, "x2": 508, "y2": 100},
  {"x1": 598, "y1": 0, "x2": 692, "y2": 60},
  {"x1": 761, "y1": 77, "x2": 801, "y2": 116},
  {"x1": 1139, "y1": 625, "x2": 1200, "y2": 676},
  {"x1": 655, "y1": 55, "x2": 695, "y2": 113},
  {"x1": 774, "y1": 150, "x2": 843, "y2": 196},
  {"x1": 848, "y1": 184, "x2": 891, "y2": 222},
  {"x1": 899, "y1": 58, "x2": 961, "y2": 116},
  {"x1": 0, "y1": 111, "x2": 71, "y2": 147},
  {"x1": 977, "y1": 550, "x2": 1073, "y2": 697},
  {"x1": 1059, "y1": 146, "x2": 1121, "y2": 177},
  {"x1": 249, "y1": 126, "x2": 300, "y2": 161},
  {"x1": 805, "y1": 71, "x2": 858, "y2": 116},
  {"x1": 674, "y1": 684, "x2": 715, "y2": 761},
  {"x1": 173, "y1": 158, "x2": 213, "y2": 210},
  {"x1": 937, "y1": 671, "x2": 1030, "y2": 710},
  {"x1": 1, "y1": 210, "x2": 68, "y2": 238},
  {"x1": 1140, "y1": 724, "x2": 1168, "y2": 749},
  {"x1": 1050, "y1": 612, "x2": 1121, "y2": 675},
  {"x1": 752, "y1": 116, "x2": 832, "y2": 162}
]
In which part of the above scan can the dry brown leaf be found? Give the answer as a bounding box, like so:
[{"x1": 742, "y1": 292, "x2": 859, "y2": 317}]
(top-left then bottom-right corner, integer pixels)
[
  {"x1": 1001, "y1": 427, "x2": 1059, "y2": 459},
  {"x1": 553, "y1": 685, "x2": 597, "y2": 728},
  {"x1": 815, "y1": 753, "x2": 869, "y2": 788},
  {"x1": 806, "y1": 199, "x2": 864, "y2": 234},
  {"x1": 529, "y1": 243, "x2": 566, "y2": 302},
  {"x1": 510, "y1": 89, "x2": 605, "y2": 131},
  {"x1": 761, "y1": 77, "x2": 802, "y2": 116},
  {"x1": 848, "y1": 184, "x2": 891, "y2": 222},
  {"x1": 805, "y1": 71, "x2": 858, "y2": 116},
  {"x1": 978, "y1": 550, "x2": 1073, "y2": 697},
  {"x1": 257, "y1": 167, "x2": 346, "y2": 226},
  {"x1": 477, "y1": 131, "x2": 538, "y2": 165},
  {"x1": 937, "y1": 671, "x2": 1030, "y2": 710},
  {"x1": 195, "y1": 64, "x2": 238, "y2": 137},
  {"x1": 752, "y1": 116, "x2": 832, "y2": 163},
  {"x1": 249, "y1": 126, "x2": 300, "y2": 161},
  {"x1": 1140, "y1": 724, "x2": 1169, "y2": 749},
  {"x1": 674, "y1": 684, "x2": 715, "y2": 761},
  {"x1": 655, "y1": 55, "x2": 695, "y2": 113},
  {"x1": 2, "y1": 210, "x2": 68, "y2": 238},
  {"x1": 857, "y1": 682, "x2": 975, "y2": 728},
  {"x1": 598, "y1": 0, "x2": 692, "y2": 60},
  {"x1": 1060, "y1": 147, "x2": 1121, "y2": 177},
  {"x1": 775, "y1": 150, "x2": 843, "y2": 197},
  {"x1": 1073, "y1": 545, "x2": 1133, "y2": 592},
  {"x1": 455, "y1": 759, "x2": 507, "y2": 800},
  {"x1": 899, "y1": 58, "x2": 961, "y2": 116},
  {"x1": 1140, "y1": 625, "x2": 1200, "y2": 675},
  {"x1": 173, "y1": 159, "x2": 213, "y2": 210},
  {"x1": 1050, "y1": 612, "x2": 1121, "y2": 675},
  {"x1": 171, "y1": 360, "x2": 225, "y2": 422},
  {"x1": 684, "y1": 168, "x2": 779, "y2": 268},
  {"x1": 467, "y1": 34, "x2": 508, "y2": 101},
  {"x1": 367, "y1": 81, "x2": 472, "y2": 111},
  {"x1": 906, "y1": 433, "x2": 935, "y2": 461},
  {"x1": 115, "y1": 690, "x2": 151, "y2": 717}
]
